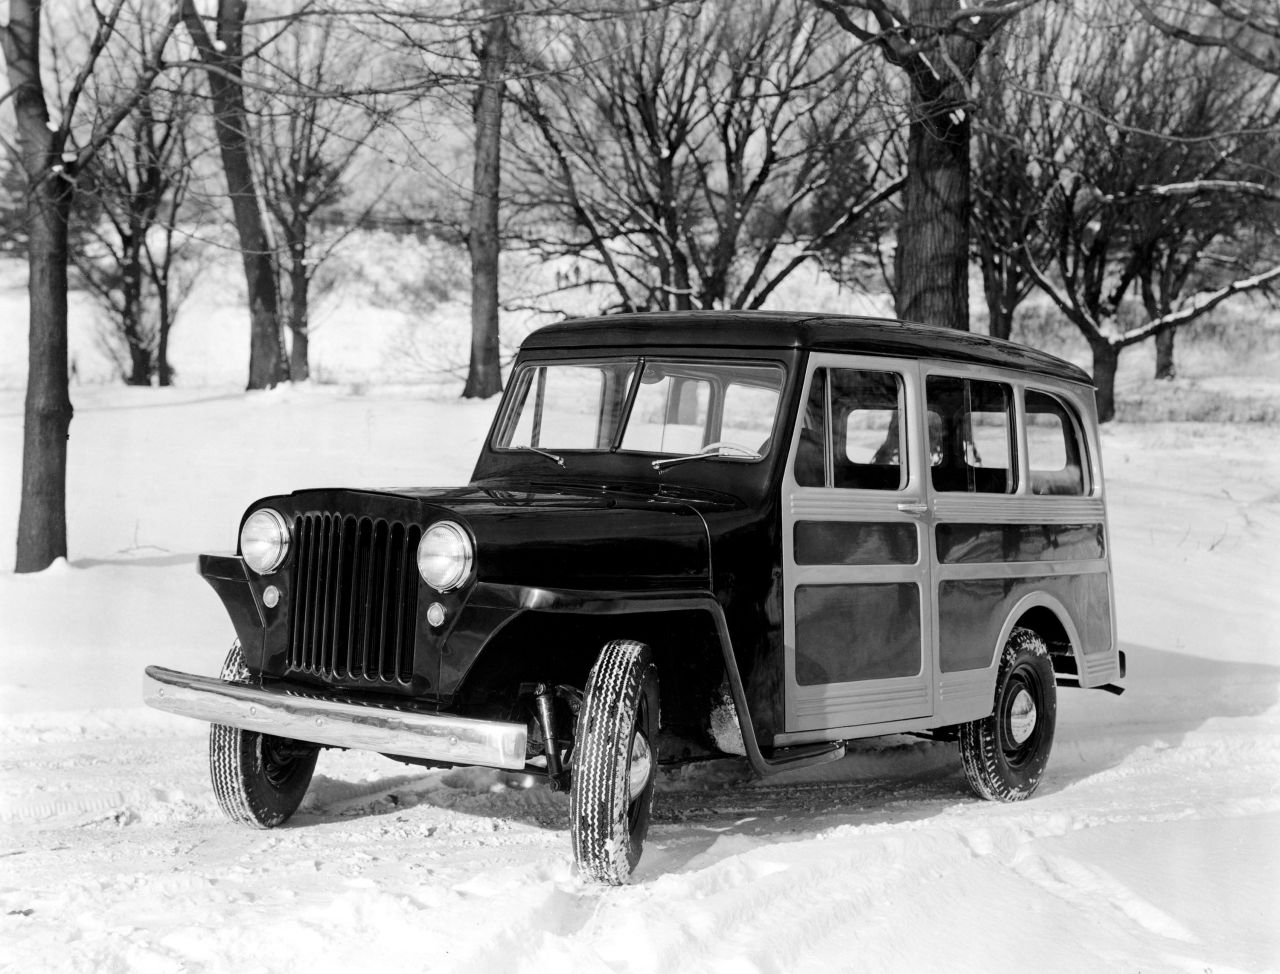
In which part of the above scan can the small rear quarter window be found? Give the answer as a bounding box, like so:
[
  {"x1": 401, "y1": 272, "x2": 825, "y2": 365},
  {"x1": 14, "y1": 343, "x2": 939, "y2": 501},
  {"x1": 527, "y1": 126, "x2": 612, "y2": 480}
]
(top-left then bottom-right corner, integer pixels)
[{"x1": 1026, "y1": 390, "x2": 1087, "y2": 496}]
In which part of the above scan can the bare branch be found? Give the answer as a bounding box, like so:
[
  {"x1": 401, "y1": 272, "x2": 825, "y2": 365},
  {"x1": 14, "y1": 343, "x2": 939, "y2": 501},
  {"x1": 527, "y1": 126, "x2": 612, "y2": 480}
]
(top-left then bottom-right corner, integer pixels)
[
  {"x1": 1117, "y1": 262, "x2": 1280, "y2": 345},
  {"x1": 1133, "y1": 0, "x2": 1280, "y2": 75}
]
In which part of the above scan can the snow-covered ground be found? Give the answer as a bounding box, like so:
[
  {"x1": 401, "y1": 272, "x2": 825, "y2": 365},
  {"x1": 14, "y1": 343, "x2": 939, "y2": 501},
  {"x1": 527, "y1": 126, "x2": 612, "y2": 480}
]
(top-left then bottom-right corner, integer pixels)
[
  {"x1": 1, "y1": 251, "x2": 1278, "y2": 971},
  {"x1": 0, "y1": 385, "x2": 1277, "y2": 973}
]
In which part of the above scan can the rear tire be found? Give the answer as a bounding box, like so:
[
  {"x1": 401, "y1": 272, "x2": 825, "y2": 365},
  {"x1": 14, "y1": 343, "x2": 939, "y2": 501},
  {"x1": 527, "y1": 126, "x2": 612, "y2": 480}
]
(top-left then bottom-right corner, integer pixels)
[
  {"x1": 569, "y1": 640, "x2": 660, "y2": 885},
  {"x1": 208, "y1": 642, "x2": 318, "y2": 828},
  {"x1": 959, "y1": 627, "x2": 1056, "y2": 802}
]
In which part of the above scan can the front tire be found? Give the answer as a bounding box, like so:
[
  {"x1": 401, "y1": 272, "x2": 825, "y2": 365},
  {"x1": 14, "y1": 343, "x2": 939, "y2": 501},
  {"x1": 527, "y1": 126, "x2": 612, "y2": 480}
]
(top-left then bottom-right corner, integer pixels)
[
  {"x1": 959, "y1": 627, "x2": 1056, "y2": 802},
  {"x1": 208, "y1": 642, "x2": 318, "y2": 828},
  {"x1": 569, "y1": 640, "x2": 660, "y2": 885}
]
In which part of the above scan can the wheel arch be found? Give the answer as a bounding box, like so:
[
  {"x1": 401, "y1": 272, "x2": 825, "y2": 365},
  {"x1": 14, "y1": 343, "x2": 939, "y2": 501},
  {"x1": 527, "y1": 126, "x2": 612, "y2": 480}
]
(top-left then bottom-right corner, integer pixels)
[
  {"x1": 455, "y1": 601, "x2": 728, "y2": 732},
  {"x1": 996, "y1": 591, "x2": 1083, "y2": 679}
]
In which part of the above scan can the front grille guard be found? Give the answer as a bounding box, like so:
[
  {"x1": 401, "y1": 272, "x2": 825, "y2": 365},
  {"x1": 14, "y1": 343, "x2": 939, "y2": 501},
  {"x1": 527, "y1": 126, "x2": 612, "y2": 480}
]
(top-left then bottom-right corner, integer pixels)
[{"x1": 287, "y1": 513, "x2": 422, "y2": 688}]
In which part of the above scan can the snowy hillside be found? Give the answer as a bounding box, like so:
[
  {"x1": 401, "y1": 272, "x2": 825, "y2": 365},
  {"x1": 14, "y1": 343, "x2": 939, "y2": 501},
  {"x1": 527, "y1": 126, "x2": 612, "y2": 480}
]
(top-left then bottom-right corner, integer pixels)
[{"x1": 0, "y1": 376, "x2": 1277, "y2": 972}]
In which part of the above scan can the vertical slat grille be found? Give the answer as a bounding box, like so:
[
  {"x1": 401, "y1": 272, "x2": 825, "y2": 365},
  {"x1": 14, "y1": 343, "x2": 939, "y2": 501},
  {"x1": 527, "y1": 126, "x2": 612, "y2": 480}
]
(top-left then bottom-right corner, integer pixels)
[{"x1": 287, "y1": 513, "x2": 421, "y2": 687}]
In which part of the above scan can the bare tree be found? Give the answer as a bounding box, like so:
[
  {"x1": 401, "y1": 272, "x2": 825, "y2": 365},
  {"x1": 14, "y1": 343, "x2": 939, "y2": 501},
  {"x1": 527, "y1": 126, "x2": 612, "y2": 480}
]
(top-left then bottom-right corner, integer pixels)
[
  {"x1": 1007, "y1": 12, "x2": 1280, "y2": 419},
  {"x1": 1130, "y1": 1, "x2": 1280, "y2": 376},
  {"x1": 510, "y1": 0, "x2": 901, "y2": 313},
  {"x1": 463, "y1": 0, "x2": 514, "y2": 398},
  {"x1": 247, "y1": 15, "x2": 399, "y2": 382},
  {"x1": 70, "y1": 57, "x2": 200, "y2": 386},
  {"x1": 314, "y1": 1, "x2": 520, "y2": 396},
  {"x1": 180, "y1": 0, "x2": 285, "y2": 389},
  {"x1": 2, "y1": 0, "x2": 181, "y2": 572},
  {"x1": 813, "y1": 0, "x2": 1036, "y2": 331},
  {"x1": 969, "y1": 13, "x2": 1063, "y2": 340}
]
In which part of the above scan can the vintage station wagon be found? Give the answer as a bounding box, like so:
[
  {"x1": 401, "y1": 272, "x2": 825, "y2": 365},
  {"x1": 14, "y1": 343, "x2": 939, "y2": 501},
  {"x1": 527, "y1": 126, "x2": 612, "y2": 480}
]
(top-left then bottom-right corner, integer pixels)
[{"x1": 145, "y1": 312, "x2": 1125, "y2": 884}]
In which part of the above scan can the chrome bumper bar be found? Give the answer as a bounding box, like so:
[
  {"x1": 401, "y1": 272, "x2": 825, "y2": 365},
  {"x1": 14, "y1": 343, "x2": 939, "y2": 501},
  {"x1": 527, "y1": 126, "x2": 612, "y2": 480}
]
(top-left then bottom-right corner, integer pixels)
[{"x1": 143, "y1": 666, "x2": 528, "y2": 770}]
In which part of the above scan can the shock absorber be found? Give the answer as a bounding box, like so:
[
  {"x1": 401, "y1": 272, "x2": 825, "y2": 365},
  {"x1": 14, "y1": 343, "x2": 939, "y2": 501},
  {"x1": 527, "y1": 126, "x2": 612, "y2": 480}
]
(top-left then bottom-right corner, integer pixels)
[{"x1": 533, "y1": 683, "x2": 565, "y2": 789}]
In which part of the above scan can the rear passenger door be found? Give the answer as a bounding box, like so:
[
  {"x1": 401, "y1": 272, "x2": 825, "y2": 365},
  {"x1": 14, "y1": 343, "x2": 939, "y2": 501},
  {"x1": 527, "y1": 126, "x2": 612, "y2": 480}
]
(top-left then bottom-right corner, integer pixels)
[{"x1": 781, "y1": 355, "x2": 933, "y2": 736}]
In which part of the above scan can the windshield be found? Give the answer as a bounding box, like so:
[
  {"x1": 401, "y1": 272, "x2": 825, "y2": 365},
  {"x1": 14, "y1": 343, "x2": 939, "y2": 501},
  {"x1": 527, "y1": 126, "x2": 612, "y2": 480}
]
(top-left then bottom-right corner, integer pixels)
[{"x1": 495, "y1": 358, "x2": 785, "y2": 459}]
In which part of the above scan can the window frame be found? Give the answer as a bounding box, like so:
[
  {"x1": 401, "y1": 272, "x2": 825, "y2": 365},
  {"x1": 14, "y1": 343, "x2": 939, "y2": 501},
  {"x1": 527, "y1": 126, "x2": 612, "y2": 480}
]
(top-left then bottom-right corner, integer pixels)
[
  {"x1": 1023, "y1": 387, "x2": 1091, "y2": 497},
  {"x1": 493, "y1": 356, "x2": 786, "y2": 461},
  {"x1": 923, "y1": 372, "x2": 1018, "y2": 495},
  {"x1": 790, "y1": 360, "x2": 914, "y2": 493}
]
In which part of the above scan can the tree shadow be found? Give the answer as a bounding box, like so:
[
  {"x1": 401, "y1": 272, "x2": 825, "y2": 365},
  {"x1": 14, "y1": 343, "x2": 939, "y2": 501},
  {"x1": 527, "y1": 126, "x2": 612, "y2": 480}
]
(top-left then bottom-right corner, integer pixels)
[
  {"x1": 0, "y1": 391, "x2": 247, "y2": 421},
  {"x1": 73, "y1": 553, "x2": 198, "y2": 569},
  {"x1": 296, "y1": 766, "x2": 568, "y2": 832}
]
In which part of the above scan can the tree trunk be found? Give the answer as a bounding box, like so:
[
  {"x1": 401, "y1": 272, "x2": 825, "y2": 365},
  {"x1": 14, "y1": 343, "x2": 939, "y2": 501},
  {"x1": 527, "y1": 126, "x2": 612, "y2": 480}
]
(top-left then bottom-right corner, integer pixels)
[
  {"x1": 978, "y1": 244, "x2": 1017, "y2": 341},
  {"x1": 122, "y1": 233, "x2": 152, "y2": 385},
  {"x1": 463, "y1": 4, "x2": 512, "y2": 400},
  {"x1": 288, "y1": 255, "x2": 310, "y2": 382},
  {"x1": 157, "y1": 280, "x2": 173, "y2": 387},
  {"x1": 1154, "y1": 325, "x2": 1176, "y2": 380},
  {"x1": 898, "y1": 96, "x2": 971, "y2": 330},
  {"x1": 126, "y1": 343, "x2": 152, "y2": 386},
  {"x1": 1089, "y1": 338, "x2": 1121, "y2": 423},
  {"x1": 181, "y1": 0, "x2": 283, "y2": 390},
  {"x1": 7, "y1": 1, "x2": 74, "y2": 572},
  {"x1": 17, "y1": 177, "x2": 74, "y2": 572},
  {"x1": 894, "y1": 0, "x2": 980, "y2": 332}
]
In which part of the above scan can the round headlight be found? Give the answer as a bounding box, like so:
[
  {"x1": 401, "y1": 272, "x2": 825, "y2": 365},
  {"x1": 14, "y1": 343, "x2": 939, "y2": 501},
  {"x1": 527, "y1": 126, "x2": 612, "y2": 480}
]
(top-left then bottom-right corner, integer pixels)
[
  {"x1": 417, "y1": 520, "x2": 473, "y2": 592},
  {"x1": 240, "y1": 508, "x2": 290, "y2": 575}
]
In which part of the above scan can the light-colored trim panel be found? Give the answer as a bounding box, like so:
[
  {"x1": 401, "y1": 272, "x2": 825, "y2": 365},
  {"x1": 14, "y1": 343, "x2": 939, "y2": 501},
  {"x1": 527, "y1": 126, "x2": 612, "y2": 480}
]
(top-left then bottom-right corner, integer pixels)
[
  {"x1": 774, "y1": 712, "x2": 946, "y2": 746},
  {"x1": 938, "y1": 668, "x2": 995, "y2": 707},
  {"x1": 1081, "y1": 651, "x2": 1122, "y2": 682},
  {"x1": 931, "y1": 497, "x2": 1106, "y2": 523},
  {"x1": 791, "y1": 564, "x2": 921, "y2": 585},
  {"x1": 790, "y1": 492, "x2": 916, "y2": 519},
  {"x1": 791, "y1": 678, "x2": 930, "y2": 729},
  {"x1": 782, "y1": 354, "x2": 934, "y2": 734},
  {"x1": 935, "y1": 558, "x2": 1110, "y2": 581}
]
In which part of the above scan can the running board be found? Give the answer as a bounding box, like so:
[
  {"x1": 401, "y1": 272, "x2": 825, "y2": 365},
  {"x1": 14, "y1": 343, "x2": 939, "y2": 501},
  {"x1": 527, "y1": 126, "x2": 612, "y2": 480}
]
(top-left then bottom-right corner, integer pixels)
[{"x1": 757, "y1": 740, "x2": 847, "y2": 771}]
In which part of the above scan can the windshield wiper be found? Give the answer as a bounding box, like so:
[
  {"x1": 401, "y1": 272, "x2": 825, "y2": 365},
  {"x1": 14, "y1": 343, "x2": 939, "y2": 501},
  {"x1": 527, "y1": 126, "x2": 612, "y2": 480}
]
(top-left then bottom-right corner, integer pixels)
[
  {"x1": 651, "y1": 442, "x2": 761, "y2": 470},
  {"x1": 513, "y1": 445, "x2": 565, "y2": 467}
]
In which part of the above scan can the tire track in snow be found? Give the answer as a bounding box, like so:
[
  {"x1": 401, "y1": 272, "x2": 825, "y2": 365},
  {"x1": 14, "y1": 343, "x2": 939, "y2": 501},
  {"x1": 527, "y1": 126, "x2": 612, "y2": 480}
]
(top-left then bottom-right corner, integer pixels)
[{"x1": 1012, "y1": 851, "x2": 1200, "y2": 944}]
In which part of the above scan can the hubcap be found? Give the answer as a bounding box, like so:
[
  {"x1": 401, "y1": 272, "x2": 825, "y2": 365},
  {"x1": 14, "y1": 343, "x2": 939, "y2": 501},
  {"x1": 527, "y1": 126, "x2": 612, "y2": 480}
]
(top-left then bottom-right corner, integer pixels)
[
  {"x1": 627, "y1": 731, "x2": 653, "y2": 799},
  {"x1": 1008, "y1": 688, "x2": 1038, "y2": 745}
]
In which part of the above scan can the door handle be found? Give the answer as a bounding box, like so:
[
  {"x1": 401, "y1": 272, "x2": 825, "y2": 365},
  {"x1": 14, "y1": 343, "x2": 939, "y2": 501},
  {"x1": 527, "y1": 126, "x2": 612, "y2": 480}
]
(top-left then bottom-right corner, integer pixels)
[{"x1": 896, "y1": 502, "x2": 928, "y2": 514}]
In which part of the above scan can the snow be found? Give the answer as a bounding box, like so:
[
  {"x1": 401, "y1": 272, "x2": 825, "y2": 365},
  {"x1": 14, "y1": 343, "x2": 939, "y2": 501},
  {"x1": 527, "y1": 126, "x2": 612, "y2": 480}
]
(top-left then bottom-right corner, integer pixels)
[{"x1": 2, "y1": 287, "x2": 1279, "y2": 970}]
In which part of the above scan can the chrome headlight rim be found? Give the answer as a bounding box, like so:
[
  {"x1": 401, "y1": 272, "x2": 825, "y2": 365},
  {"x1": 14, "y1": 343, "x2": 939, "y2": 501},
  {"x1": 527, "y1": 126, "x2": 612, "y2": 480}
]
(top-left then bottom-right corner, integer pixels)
[
  {"x1": 240, "y1": 508, "x2": 291, "y2": 575},
  {"x1": 417, "y1": 519, "x2": 474, "y2": 592}
]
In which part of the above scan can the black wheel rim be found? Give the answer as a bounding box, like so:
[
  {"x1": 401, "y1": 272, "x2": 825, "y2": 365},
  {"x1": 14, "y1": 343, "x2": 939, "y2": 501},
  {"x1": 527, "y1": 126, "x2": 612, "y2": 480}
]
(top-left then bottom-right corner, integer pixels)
[
  {"x1": 999, "y1": 663, "x2": 1044, "y2": 769},
  {"x1": 260, "y1": 735, "x2": 311, "y2": 791}
]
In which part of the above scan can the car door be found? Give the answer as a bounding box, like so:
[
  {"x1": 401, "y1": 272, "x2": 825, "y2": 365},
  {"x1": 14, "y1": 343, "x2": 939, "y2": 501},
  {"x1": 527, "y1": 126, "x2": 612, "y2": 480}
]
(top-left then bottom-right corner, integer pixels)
[{"x1": 781, "y1": 354, "x2": 934, "y2": 736}]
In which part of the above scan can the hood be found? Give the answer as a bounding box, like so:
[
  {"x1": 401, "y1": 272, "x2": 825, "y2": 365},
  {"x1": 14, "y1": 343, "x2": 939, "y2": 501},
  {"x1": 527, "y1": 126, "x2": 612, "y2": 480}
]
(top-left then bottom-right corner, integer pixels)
[{"x1": 279, "y1": 482, "x2": 717, "y2": 592}]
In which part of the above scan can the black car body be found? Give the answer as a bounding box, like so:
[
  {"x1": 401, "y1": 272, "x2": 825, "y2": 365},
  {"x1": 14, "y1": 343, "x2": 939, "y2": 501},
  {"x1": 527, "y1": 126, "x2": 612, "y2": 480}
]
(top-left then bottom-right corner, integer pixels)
[{"x1": 146, "y1": 312, "x2": 1124, "y2": 883}]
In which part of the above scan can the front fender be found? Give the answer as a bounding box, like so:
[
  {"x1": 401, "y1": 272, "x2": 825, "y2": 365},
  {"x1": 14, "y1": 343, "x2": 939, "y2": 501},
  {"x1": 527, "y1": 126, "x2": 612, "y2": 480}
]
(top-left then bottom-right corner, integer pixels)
[
  {"x1": 198, "y1": 554, "x2": 268, "y2": 669},
  {"x1": 444, "y1": 584, "x2": 842, "y2": 777}
]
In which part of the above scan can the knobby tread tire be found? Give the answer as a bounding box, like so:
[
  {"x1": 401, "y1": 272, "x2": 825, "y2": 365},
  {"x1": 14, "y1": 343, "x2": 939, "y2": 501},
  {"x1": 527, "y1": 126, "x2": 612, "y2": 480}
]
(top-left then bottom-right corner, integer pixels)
[
  {"x1": 569, "y1": 639, "x2": 659, "y2": 885},
  {"x1": 208, "y1": 641, "x2": 317, "y2": 829},
  {"x1": 959, "y1": 627, "x2": 1056, "y2": 802}
]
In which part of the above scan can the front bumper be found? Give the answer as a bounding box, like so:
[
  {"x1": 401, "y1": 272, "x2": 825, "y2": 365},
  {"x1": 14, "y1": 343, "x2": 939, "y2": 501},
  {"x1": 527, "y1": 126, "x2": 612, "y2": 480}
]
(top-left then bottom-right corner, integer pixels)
[{"x1": 143, "y1": 666, "x2": 528, "y2": 770}]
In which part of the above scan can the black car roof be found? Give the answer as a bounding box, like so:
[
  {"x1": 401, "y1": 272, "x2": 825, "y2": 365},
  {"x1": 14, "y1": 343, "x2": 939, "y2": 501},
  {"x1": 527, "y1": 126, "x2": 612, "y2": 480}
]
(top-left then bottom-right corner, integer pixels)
[{"x1": 521, "y1": 311, "x2": 1093, "y2": 386}]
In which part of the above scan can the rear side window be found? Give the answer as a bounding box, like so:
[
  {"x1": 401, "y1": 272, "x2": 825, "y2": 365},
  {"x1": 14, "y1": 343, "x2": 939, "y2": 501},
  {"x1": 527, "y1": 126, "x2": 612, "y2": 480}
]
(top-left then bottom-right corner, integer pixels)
[
  {"x1": 1026, "y1": 390, "x2": 1087, "y2": 495},
  {"x1": 794, "y1": 368, "x2": 906, "y2": 490},
  {"x1": 926, "y1": 376, "x2": 1014, "y2": 494}
]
